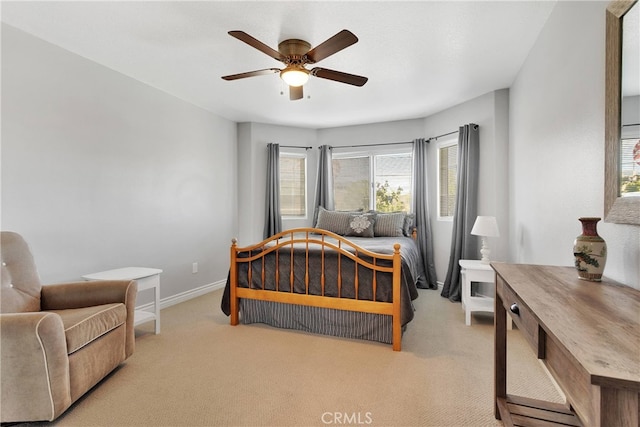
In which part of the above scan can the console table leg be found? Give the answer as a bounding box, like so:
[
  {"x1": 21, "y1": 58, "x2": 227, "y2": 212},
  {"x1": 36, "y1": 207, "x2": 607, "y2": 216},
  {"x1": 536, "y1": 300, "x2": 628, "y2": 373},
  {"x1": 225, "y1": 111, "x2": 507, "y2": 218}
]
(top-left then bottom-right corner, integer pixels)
[
  {"x1": 494, "y1": 281, "x2": 507, "y2": 419},
  {"x1": 599, "y1": 387, "x2": 639, "y2": 427}
]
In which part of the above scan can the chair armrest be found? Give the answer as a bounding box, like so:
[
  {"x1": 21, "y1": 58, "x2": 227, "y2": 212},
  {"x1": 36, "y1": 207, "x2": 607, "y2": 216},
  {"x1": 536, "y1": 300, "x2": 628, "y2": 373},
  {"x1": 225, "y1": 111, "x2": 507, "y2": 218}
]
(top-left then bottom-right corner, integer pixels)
[
  {"x1": 0, "y1": 312, "x2": 72, "y2": 421},
  {"x1": 41, "y1": 280, "x2": 138, "y2": 358},
  {"x1": 40, "y1": 280, "x2": 137, "y2": 310}
]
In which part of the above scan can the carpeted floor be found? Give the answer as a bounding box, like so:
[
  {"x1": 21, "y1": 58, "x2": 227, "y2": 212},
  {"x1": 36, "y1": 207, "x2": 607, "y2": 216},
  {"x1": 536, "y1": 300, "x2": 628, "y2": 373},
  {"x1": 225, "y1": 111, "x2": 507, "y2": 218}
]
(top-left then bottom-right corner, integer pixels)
[{"x1": 17, "y1": 287, "x2": 563, "y2": 427}]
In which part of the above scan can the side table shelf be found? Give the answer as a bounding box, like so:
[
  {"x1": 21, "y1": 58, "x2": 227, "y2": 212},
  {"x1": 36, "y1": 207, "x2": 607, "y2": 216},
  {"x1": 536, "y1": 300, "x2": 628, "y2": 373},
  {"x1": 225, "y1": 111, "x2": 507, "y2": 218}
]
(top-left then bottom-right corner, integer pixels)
[
  {"x1": 82, "y1": 267, "x2": 162, "y2": 334},
  {"x1": 459, "y1": 259, "x2": 511, "y2": 329},
  {"x1": 459, "y1": 259, "x2": 495, "y2": 325}
]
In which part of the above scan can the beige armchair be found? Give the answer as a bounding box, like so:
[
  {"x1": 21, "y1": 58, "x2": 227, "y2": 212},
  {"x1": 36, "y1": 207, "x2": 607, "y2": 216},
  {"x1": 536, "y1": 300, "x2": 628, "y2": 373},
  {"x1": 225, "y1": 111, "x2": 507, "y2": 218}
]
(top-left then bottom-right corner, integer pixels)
[{"x1": 0, "y1": 231, "x2": 137, "y2": 422}]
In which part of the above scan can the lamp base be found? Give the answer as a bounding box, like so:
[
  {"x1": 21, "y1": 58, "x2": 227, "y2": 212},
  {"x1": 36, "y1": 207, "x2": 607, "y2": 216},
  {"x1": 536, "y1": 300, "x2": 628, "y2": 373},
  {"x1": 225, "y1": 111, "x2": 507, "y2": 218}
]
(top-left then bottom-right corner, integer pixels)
[{"x1": 480, "y1": 238, "x2": 491, "y2": 264}]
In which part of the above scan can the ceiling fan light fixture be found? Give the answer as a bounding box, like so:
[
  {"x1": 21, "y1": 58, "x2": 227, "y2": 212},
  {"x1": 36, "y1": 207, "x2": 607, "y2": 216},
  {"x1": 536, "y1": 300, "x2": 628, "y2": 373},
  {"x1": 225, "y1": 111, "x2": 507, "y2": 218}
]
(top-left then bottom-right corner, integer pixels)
[
  {"x1": 280, "y1": 66, "x2": 309, "y2": 87},
  {"x1": 222, "y1": 30, "x2": 368, "y2": 99}
]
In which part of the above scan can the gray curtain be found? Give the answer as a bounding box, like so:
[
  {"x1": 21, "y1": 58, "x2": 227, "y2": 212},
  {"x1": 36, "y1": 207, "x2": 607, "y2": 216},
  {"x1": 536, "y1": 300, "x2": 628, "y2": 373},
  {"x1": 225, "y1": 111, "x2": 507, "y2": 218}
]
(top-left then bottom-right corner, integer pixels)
[
  {"x1": 263, "y1": 143, "x2": 282, "y2": 239},
  {"x1": 412, "y1": 138, "x2": 438, "y2": 289},
  {"x1": 441, "y1": 124, "x2": 480, "y2": 301},
  {"x1": 312, "y1": 145, "x2": 334, "y2": 226}
]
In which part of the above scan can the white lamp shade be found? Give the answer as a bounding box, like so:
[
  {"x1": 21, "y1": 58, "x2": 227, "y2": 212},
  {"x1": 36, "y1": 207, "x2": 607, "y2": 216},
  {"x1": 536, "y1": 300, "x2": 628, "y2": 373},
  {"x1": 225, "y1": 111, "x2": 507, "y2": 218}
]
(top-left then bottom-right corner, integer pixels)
[
  {"x1": 280, "y1": 67, "x2": 309, "y2": 87},
  {"x1": 471, "y1": 216, "x2": 500, "y2": 237}
]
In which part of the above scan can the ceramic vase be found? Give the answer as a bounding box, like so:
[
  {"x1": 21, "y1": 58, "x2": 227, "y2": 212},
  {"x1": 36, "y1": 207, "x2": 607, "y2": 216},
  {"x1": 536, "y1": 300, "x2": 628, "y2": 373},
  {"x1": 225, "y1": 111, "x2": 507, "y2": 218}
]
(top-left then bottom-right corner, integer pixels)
[{"x1": 573, "y1": 217, "x2": 607, "y2": 281}]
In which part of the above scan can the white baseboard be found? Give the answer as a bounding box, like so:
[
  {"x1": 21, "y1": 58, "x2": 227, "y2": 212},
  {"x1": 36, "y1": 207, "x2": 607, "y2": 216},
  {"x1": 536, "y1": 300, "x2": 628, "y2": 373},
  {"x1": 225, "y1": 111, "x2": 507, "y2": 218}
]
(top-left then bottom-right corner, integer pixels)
[
  {"x1": 136, "y1": 279, "x2": 226, "y2": 312},
  {"x1": 141, "y1": 278, "x2": 442, "y2": 312}
]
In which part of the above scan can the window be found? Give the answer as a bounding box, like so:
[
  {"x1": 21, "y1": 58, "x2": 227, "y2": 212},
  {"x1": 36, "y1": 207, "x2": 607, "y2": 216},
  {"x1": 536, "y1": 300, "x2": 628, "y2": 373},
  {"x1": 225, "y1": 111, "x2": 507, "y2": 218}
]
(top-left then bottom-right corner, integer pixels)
[
  {"x1": 438, "y1": 140, "x2": 458, "y2": 219},
  {"x1": 279, "y1": 152, "x2": 306, "y2": 217},
  {"x1": 375, "y1": 153, "x2": 413, "y2": 212},
  {"x1": 332, "y1": 150, "x2": 413, "y2": 212},
  {"x1": 620, "y1": 138, "x2": 640, "y2": 197},
  {"x1": 333, "y1": 156, "x2": 370, "y2": 211}
]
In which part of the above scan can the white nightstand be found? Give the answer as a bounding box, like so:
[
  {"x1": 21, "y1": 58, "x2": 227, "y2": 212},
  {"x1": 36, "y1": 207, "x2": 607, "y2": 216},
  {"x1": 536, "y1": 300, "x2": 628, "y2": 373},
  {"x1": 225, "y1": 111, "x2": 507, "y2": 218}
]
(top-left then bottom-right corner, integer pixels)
[
  {"x1": 83, "y1": 267, "x2": 162, "y2": 334},
  {"x1": 459, "y1": 260, "x2": 497, "y2": 326}
]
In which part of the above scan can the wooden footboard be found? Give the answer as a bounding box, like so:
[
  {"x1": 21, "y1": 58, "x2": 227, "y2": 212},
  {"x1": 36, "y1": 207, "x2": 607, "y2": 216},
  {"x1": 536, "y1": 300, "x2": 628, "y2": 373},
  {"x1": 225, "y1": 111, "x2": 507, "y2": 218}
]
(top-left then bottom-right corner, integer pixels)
[{"x1": 229, "y1": 228, "x2": 404, "y2": 351}]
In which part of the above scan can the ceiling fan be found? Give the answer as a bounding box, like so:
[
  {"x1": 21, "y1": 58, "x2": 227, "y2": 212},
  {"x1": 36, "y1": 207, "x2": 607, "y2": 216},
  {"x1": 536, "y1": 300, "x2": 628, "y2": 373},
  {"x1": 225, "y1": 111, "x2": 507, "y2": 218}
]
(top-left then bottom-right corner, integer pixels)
[{"x1": 221, "y1": 29, "x2": 368, "y2": 100}]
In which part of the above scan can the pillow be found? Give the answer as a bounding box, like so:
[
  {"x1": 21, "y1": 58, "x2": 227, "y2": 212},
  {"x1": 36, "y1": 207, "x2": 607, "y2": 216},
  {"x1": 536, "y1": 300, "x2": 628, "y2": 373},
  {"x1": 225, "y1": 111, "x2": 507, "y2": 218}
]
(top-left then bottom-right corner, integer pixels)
[
  {"x1": 403, "y1": 213, "x2": 416, "y2": 237},
  {"x1": 345, "y1": 213, "x2": 376, "y2": 238},
  {"x1": 374, "y1": 212, "x2": 406, "y2": 237},
  {"x1": 315, "y1": 207, "x2": 360, "y2": 235}
]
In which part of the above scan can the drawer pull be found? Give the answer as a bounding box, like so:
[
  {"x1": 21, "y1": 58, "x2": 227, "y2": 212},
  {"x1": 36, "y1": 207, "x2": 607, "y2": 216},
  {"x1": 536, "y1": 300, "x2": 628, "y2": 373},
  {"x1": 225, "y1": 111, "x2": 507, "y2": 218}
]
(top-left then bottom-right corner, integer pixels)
[{"x1": 510, "y1": 303, "x2": 520, "y2": 316}]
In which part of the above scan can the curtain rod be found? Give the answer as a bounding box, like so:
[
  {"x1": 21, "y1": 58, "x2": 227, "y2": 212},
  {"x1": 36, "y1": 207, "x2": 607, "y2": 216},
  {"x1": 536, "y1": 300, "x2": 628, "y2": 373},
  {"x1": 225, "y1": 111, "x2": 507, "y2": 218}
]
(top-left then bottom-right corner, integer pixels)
[
  {"x1": 281, "y1": 145, "x2": 312, "y2": 150},
  {"x1": 427, "y1": 129, "x2": 459, "y2": 142},
  {"x1": 319, "y1": 129, "x2": 462, "y2": 150},
  {"x1": 326, "y1": 141, "x2": 414, "y2": 149},
  {"x1": 427, "y1": 123, "x2": 478, "y2": 141},
  {"x1": 623, "y1": 123, "x2": 640, "y2": 127}
]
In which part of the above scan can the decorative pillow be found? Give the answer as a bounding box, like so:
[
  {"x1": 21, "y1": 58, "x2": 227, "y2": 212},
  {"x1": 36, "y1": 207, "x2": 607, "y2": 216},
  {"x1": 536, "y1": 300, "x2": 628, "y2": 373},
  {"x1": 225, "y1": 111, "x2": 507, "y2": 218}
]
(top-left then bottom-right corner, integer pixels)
[
  {"x1": 315, "y1": 207, "x2": 359, "y2": 235},
  {"x1": 403, "y1": 213, "x2": 416, "y2": 237},
  {"x1": 374, "y1": 212, "x2": 406, "y2": 237},
  {"x1": 345, "y1": 213, "x2": 376, "y2": 238}
]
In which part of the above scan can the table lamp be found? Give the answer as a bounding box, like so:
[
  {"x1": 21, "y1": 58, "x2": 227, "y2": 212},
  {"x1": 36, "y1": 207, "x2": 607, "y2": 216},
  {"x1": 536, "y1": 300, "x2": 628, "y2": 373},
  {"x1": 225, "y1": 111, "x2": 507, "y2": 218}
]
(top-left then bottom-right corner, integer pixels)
[{"x1": 471, "y1": 216, "x2": 500, "y2": 264}]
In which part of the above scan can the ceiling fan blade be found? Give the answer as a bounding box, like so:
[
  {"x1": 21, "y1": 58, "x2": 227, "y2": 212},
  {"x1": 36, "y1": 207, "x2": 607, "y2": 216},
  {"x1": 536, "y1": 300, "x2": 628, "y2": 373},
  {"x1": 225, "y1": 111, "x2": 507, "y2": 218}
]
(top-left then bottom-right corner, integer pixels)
[
  {"x1": 289, "y1": 85, "x2": 303, "y2": 100},
  {"x1": 306, "y1": 30, "x2": 358, "y2": 63},
  {"x1": 228, "y1": 31, "x2": 284, "y2": 62},
  {"x1": 222, "y1": 68, "x2": 281, "y2": 81},
  {"x1": 310, "y1": 68, "x2": 368, "y2": 87}
]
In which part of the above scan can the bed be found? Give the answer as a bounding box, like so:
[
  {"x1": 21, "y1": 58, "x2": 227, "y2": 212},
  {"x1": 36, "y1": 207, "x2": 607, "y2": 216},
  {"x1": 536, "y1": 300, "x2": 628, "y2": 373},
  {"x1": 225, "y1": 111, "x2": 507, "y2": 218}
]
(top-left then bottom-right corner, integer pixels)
[{"x1": 221, "y1": 210, "x2": 425, "y2": 351}]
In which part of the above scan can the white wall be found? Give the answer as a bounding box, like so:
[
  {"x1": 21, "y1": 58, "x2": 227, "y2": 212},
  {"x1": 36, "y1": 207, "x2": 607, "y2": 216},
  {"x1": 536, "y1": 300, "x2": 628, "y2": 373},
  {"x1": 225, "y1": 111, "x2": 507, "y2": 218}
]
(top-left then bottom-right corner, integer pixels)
[
  {"x1": 318, "y1": 119, "x2": 425, "y2": 148},
  {"x1": 510, "y1": 1, "x2": 640, "y2": 288},
  {"x1": 1, "y1": 24, "x2": 238, "y2": 300},
  {"x1": 424, "y1": 90, "x2": 510, "y2": 285},
  {"x1": 236, "y1": 122, "x2": 317, "y2": 245},
  {"x1": 622, "y1": 95, "x2": 639, "y2": 132}
]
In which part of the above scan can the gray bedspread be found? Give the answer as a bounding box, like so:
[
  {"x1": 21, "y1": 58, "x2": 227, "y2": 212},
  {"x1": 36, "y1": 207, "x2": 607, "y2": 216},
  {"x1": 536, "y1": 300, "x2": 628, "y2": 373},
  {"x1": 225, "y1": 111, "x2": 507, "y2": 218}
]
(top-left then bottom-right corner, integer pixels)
[{"x1": 221, "y1": 236, "x2": 425, "y2": 326}]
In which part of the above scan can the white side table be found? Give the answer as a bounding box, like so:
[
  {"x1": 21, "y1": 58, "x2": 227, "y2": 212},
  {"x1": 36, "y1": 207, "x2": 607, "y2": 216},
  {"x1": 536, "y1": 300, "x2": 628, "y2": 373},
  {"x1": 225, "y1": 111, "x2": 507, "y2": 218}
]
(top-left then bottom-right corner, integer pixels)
[
  {"x1": 459, "y1": 260, "x2": 497, "y2": 326},
  {"x1": 83, "y1": 267, "x2": 162, "y2": 334}
]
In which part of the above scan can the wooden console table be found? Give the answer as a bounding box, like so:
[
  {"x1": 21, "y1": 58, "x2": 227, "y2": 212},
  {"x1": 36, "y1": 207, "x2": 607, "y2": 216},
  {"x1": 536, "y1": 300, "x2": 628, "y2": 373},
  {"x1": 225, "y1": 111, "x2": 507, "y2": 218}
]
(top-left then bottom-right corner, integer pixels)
[{"x1": 493, "y1": 263, "x2": 640, "y2": 427}]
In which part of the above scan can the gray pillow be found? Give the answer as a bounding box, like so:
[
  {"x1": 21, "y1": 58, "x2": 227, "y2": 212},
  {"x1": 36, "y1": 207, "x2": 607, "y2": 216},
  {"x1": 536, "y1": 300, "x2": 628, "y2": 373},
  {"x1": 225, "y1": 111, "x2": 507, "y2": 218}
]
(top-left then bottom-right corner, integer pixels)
[
  {"x1": 345, "y1": 213, "x2": 376, "y2": 238},
  {"x1": 315, "y1": 207, "x2": 356, "y2": 235},
  {"x1": 403, "y1": 213, "x2": 415, "y2": 237},
  {"x1": 374, "y1": 212, "x2": 406, "y2": 237}
]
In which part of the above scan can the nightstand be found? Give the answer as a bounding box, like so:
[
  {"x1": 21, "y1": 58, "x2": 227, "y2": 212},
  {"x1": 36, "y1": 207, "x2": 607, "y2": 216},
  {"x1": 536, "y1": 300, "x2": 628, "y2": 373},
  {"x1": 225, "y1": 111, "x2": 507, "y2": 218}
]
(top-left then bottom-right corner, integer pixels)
[
  {"x1": 83, "y1": 267, "x2": 162, "y2": 334},
  {"x1": 459, "y1": 260, "x2": 499, "y2": 326}
]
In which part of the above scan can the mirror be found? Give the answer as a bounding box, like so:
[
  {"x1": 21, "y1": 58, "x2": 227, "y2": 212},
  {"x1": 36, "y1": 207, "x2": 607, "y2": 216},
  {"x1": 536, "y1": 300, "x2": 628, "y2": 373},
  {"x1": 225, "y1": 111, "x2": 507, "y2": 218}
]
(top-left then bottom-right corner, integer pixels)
[{"x1": 605, "y1": 0, "x2": 640, "y2": 224}]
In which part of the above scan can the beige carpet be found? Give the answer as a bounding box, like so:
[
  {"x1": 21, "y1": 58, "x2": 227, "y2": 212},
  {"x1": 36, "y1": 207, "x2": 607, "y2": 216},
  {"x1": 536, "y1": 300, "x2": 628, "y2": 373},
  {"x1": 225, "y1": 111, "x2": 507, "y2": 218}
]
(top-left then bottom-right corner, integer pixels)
[{"x1": 19, "y1": 288, "x2": 563, "y2": 427}]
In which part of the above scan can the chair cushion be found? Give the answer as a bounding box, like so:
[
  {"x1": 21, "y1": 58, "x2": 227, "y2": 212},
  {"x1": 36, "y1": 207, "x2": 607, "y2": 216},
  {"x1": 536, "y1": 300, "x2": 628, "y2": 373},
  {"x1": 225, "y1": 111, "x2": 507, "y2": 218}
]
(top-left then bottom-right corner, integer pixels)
[{"x1": 47, "y1": 303, "x2": 126, "y2": 354}]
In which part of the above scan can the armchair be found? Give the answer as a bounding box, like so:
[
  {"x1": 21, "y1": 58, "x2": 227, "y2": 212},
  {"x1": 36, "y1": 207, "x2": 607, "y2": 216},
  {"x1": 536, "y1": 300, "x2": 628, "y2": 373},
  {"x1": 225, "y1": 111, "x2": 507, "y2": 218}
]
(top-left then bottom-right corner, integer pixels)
[{"x1": 0, "y1": 231, "x2": 137, "y2": 422}]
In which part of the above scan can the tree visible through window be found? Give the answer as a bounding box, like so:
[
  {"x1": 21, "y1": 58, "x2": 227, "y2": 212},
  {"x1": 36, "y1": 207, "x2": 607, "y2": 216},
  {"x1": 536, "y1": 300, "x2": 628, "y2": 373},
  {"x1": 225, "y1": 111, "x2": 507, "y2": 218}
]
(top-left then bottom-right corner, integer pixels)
[
  {"x1": 375, "y1": 154, "x2": 412, "y2": 212},
  {"x1": 621, "y1": 138, "x2": 640, "y2": 196},
  {"x1": 332, "y1": 151, "x2": 412, "y2": 212},
  {"x1": 280, "y1": 153, "x2": 306, "y2": 217}
]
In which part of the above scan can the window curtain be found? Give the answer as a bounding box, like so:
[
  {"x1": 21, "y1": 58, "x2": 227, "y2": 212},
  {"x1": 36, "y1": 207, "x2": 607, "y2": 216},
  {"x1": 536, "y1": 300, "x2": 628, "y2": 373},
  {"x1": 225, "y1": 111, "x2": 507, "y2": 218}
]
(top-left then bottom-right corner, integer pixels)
[
  {"x1": 412, "y1": 138, "x2": 438, "y2": 289},
  {"x1": 263, "y1": 143, "x2": 282, "y2": 239},
  {"x1": 312, "y1": 145, "x2": 334, "y2": 226},
  {"x1": 441, "y1": 124, "x2": 479, "y2": 301}
]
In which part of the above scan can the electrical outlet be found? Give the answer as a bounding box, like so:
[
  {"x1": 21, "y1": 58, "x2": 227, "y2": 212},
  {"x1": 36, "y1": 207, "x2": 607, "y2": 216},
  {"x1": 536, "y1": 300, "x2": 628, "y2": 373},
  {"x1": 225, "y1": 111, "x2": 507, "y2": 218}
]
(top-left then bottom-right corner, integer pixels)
[{"x1": 192, "y1": 262, "x2": 198, "y2": 274}]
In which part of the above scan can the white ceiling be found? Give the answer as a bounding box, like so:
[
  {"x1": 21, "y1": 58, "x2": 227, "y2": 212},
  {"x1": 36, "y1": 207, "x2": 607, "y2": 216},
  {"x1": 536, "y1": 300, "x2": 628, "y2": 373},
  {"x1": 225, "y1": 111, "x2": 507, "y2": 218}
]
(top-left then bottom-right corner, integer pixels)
[{"x1": 1, "y1": 1, "x2": 558, "y2": 129}]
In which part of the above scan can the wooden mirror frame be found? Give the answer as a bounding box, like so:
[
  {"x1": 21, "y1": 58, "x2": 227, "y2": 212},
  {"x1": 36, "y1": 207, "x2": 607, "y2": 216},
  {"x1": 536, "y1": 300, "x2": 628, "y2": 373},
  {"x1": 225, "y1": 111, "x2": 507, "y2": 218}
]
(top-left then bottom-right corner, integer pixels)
[{"x1": 605, "y1": 0, "x2": 640, "y2": 225}]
